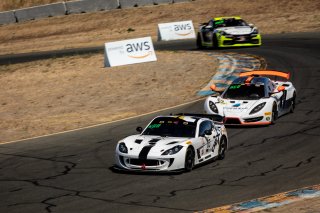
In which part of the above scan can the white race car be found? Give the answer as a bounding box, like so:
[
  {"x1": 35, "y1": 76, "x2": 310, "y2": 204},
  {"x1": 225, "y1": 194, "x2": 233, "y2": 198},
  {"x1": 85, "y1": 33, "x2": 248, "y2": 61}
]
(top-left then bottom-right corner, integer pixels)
[
  {"x1": 204, "y1": 70, "x2": 296, "y2": 125},
  {"x1": 114, "y1": 114, "x2": 228, "y2": 173}
]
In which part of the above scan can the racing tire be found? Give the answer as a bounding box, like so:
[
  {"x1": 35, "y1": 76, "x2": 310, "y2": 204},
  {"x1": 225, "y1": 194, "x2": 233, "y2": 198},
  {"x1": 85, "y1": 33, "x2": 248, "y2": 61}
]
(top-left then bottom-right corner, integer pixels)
[
  {"x1": 218, "y1": 136, "x2": 227, "y2": 160},
  {"x1": 196, "y1": 33, "x2": 203, "y2": 49},
  {"x1": 290, "y1": 92, "x2": 296, "y2": 113},
  {"x1": 184, "y1": 147, "x2": 195, "y2": 172},
  {"x1": 212, "y1": 33, "x2": 219, "y2": 49},
  {"x1": 271, "y1": 103, "x2": 278, "y2": 124}
]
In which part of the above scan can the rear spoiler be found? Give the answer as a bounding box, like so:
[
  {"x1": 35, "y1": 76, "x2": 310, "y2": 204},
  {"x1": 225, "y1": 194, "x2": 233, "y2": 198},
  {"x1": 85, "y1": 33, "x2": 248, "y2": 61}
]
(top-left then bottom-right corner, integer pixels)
[
  {"x1": 176, "y1": 113, "x2": 224, "y2": 123},
  {"x1": 239, "y1": 70, "x2": 290, "y2": 80}
]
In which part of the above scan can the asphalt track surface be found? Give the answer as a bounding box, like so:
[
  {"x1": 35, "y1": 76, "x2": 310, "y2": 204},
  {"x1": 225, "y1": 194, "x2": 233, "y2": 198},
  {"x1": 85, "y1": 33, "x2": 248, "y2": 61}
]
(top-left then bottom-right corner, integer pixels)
[{"x1": 1, "y1": 32, "x2": 320, "y2": 212}]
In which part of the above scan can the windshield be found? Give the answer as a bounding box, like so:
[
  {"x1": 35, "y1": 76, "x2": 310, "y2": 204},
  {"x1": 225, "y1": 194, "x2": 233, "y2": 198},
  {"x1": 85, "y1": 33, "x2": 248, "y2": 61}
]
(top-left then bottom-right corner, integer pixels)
[
  {"x1": 222, "y1": 84, "x2": 265, "y2": 100},
  {"x1": 214, "y1": 19, "x2": 248, "y2": 28},
  {"x1": 142, "y1": 117, "x2": 196, "y2": 138}
]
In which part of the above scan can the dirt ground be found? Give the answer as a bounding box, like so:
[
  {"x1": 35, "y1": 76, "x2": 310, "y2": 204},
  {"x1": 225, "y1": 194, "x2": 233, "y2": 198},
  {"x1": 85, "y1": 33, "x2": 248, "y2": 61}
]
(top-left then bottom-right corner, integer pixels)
[
  {"x1": 0, "y1": 0, "x2": 319, "y2": 55},
  {"x1": 0, "y1": 51, "x2": 217, "y2": 142}
]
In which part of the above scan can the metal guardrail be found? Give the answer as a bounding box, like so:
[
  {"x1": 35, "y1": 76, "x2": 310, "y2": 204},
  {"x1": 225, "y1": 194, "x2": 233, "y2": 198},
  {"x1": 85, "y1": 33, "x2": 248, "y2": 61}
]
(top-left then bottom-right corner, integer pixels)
[{"x1": 0, "y1": 0, "x2": 192, "y2": 25}]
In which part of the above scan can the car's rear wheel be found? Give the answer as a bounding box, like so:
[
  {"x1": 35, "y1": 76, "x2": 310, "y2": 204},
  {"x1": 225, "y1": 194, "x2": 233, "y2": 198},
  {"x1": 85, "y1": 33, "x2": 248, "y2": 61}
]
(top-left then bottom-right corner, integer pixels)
[
  {"x1": 218, "y1": 136, "x2": 227, "y2": 160},
  {"x1": 271, "y1": 103, "x2": 278, "y2": 124},
  {"x1": 290, "y1": 92, "x2": 296, "y2": 113},
  {"x1": 184, "y1": 147, "x2": 195, "y2": 172}
]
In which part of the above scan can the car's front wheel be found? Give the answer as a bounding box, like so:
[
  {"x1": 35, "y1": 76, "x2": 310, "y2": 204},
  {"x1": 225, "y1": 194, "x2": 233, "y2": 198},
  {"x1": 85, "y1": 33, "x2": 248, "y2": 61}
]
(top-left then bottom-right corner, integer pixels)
[
  {"x1": 218, "y1": 136, "x2": 227, "y2": 160},
  {"x1": 184, "y1": 147, "x2": 195, "y2": 172},
  {"x1": 271, "y1": 103, "x2": 278, "y2": 124},
  {"x1": 290, "y1": 92, "x2": 296, "y2": 113}
]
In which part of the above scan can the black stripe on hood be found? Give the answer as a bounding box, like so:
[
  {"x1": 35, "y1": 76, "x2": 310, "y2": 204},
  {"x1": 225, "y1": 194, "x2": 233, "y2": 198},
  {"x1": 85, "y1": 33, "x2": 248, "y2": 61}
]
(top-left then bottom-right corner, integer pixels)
[{"x1": 139, "y1": 146, "x2": 153, "y2": 160}]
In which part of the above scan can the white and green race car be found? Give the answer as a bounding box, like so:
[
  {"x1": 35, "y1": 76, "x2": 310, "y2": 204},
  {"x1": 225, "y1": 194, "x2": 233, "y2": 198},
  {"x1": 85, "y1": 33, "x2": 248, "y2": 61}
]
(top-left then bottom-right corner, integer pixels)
[{"x1": 197, "y1": 16, "x2": 262, "y2": 48}]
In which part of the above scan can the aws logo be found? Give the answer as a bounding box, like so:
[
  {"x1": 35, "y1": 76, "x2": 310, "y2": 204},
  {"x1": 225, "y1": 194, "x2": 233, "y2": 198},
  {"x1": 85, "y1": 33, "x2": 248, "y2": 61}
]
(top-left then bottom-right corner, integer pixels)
[
  {"x1": 174, "y1": 23, "x2": 193, "y2": 36},
  {"x1": 126, "y1": 41, "x2": 152, "y2": 59}
]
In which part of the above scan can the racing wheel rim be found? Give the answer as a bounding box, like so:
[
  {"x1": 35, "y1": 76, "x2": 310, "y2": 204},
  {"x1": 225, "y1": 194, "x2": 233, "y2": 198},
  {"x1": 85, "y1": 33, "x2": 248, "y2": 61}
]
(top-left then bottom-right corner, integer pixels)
[
  {"x1": 184, "y1": 147, "x2": 194, "y2": 172},
  {"x1": 218, "y1": 137, "x2": 227, "y2": 160},
  {"x1": 271, "y1": 104, "x2": 278, "y2": 124},
  {"x1": 290, "y1": 93, "x2": 296, "y2": 113}
]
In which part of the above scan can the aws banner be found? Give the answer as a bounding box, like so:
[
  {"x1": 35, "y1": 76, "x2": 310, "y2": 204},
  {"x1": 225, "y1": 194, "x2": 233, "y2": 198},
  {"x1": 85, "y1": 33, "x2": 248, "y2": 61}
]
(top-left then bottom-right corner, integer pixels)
[
  {"x1": 104, "y1": 37, "x2": 157, "y2": 67},
  {"x1": 157, "y1": 20, "x2": 196, "y2": 41}
]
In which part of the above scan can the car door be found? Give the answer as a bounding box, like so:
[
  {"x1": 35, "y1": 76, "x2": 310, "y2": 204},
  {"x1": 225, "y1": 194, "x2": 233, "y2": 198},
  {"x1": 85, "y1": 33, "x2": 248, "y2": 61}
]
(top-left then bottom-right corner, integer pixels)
[{"x1": 197, "y1": 120, "x2": 217, "y2": 160}]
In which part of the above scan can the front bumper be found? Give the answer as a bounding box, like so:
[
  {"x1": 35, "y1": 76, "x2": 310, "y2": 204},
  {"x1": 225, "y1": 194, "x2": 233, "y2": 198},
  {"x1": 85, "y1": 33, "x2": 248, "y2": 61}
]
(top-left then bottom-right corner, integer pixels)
[
  {"x1": 115, "y1": 152, "x2": 185, "y2": 172},
  {"x1": 224, "y1": 116, "x2": 271, "y2": 126},
  {"x1": 218, "y1": 34, "x2": 262, "y2": 47}
]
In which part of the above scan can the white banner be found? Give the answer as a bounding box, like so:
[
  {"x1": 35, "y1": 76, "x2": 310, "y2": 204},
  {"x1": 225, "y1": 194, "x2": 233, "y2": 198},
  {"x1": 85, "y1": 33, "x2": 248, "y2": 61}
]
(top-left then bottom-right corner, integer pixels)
[
  {"x1": 157, "y1": 20, "x2": 196, "y2": 41},
  {"x1": 104, "y1": 37, "x2": 157, "y2": 67}
]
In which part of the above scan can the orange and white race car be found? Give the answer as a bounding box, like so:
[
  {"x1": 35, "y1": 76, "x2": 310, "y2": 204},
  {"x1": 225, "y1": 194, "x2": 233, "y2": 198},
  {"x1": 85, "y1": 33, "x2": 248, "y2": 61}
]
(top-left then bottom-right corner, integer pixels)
[{"x1": 204, "y1": 70, "x2": 296, "y2": 125}]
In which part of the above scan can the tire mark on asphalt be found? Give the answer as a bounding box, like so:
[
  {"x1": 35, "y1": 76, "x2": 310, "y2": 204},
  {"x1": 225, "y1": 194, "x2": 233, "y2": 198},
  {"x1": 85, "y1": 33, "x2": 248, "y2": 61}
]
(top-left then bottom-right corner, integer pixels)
[
  {"x1": 230, "y1": 164, "x2": 283, "y2": 183},
  {"x1": 247, "y1": 157, "x2": 266, "y2": 166},
  {"x1": 232, "y1": 123, "x2": 320, "y2": 149},
  {"x1": 282, "y1": 156, "x2": 316, "y2": 170}
]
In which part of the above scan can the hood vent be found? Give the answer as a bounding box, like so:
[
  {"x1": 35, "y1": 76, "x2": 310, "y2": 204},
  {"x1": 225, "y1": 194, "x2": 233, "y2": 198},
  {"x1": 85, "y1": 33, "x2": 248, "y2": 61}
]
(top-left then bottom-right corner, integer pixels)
[
  {"x1": 149, "y1": 138, "x2": 161, "y2": 143},
  {"x1": 135, "y1": 139, "x2": 143, "y2": 144},
  {"x1": 166, "y1": 141, "x2": 178, "y2": 145},
  {"x1": 149, "y1": 138, "x2": 161, "y2": 145}
]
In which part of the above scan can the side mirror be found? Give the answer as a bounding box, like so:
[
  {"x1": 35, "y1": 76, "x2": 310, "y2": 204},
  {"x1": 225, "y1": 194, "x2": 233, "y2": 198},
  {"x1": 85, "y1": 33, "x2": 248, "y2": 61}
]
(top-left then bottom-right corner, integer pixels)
[
  {"x1": 277, "y1": 85, "x2": 285, "y2": 92},
  {"x1": 210, "y1": 84, "x2": 217, "y2": 91},
  {"x1": 248, "y1": 23, "x2": 254, "y2": 27},
  {"x1": 204, "y1": 129, "x2": 212, "y2": 136},
  {"x1": 200, "y1": 129, "x2": 212, "y2": 137},
  {"x1": 136, "y1": 127, "x2": 143, "y2": 133}
]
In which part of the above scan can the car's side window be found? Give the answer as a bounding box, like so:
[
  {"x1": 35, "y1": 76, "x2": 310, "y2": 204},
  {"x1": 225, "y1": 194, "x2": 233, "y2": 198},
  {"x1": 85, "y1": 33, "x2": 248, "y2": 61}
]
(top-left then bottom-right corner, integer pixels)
[
  {"x1": 269, "y1": 82, "x2": 276, "y2": 93},
  {"x1": 199, "y1": 121, "x2": 213, "y2": 137},
  {"x1": 208, "y1": 20, "x2": 214, "y2": 28}
]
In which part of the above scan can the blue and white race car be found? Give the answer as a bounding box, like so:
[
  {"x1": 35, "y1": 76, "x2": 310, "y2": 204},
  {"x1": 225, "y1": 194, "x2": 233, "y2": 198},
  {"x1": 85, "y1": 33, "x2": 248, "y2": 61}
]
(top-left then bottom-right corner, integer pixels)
[
  {"x1": 204, "y1": 70, "x2": 296, "y2": 125},
  {"x1": 114, "y1": 114, "x2": 228, "y2": 172}
]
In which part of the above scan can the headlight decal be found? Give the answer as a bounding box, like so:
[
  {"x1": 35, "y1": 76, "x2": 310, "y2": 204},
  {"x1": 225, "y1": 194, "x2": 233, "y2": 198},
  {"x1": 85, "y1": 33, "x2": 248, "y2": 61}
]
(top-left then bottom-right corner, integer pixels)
[
  {"x1": 162, "y1": 145, "x2": 183, "y2": 155},
  {"x1": 118, "y1": 142, "x2": 128, "y2": 153},
  {"x1": 249, "y1": 102, "x2": 266, "y2": 115},
  {"x1": 209, "y1": 101, "x2": 219, "y2": 113}
]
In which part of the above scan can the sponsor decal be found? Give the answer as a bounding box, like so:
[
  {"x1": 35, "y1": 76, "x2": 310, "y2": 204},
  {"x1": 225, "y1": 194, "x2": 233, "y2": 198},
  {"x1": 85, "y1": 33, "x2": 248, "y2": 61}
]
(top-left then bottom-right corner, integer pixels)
[
  {"x1": 224, "y1": 107, "x2": 247, "y2": 111},
  {"x1": 229, "y1": 85, "x2": 241, "y2": 89},
  {"x1": 233, "y1": 103, "x2": 241, "y2": 107},
  {"x1": 174, "y1": 23, "x2": 193, "y2": 36},
  {"x1": 104, "y1": 37, "x2": 157, "y2": 67},
  {"x1": 158, "y1": 20, "x2": 196, "y2": 41},
  {"x1": 148, "y1": 124, "x2": 161, "y2": 129}
]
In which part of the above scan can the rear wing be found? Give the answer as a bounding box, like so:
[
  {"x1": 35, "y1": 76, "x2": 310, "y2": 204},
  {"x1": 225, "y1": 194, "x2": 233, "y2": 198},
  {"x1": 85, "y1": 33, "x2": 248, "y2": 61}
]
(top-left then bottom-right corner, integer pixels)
[
  {"x1": 175, "y1": 113, "x2": 224, "y2": 124},
  {"x1": 239, "y1": 70, "x2": 290, "y2": 80}
]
